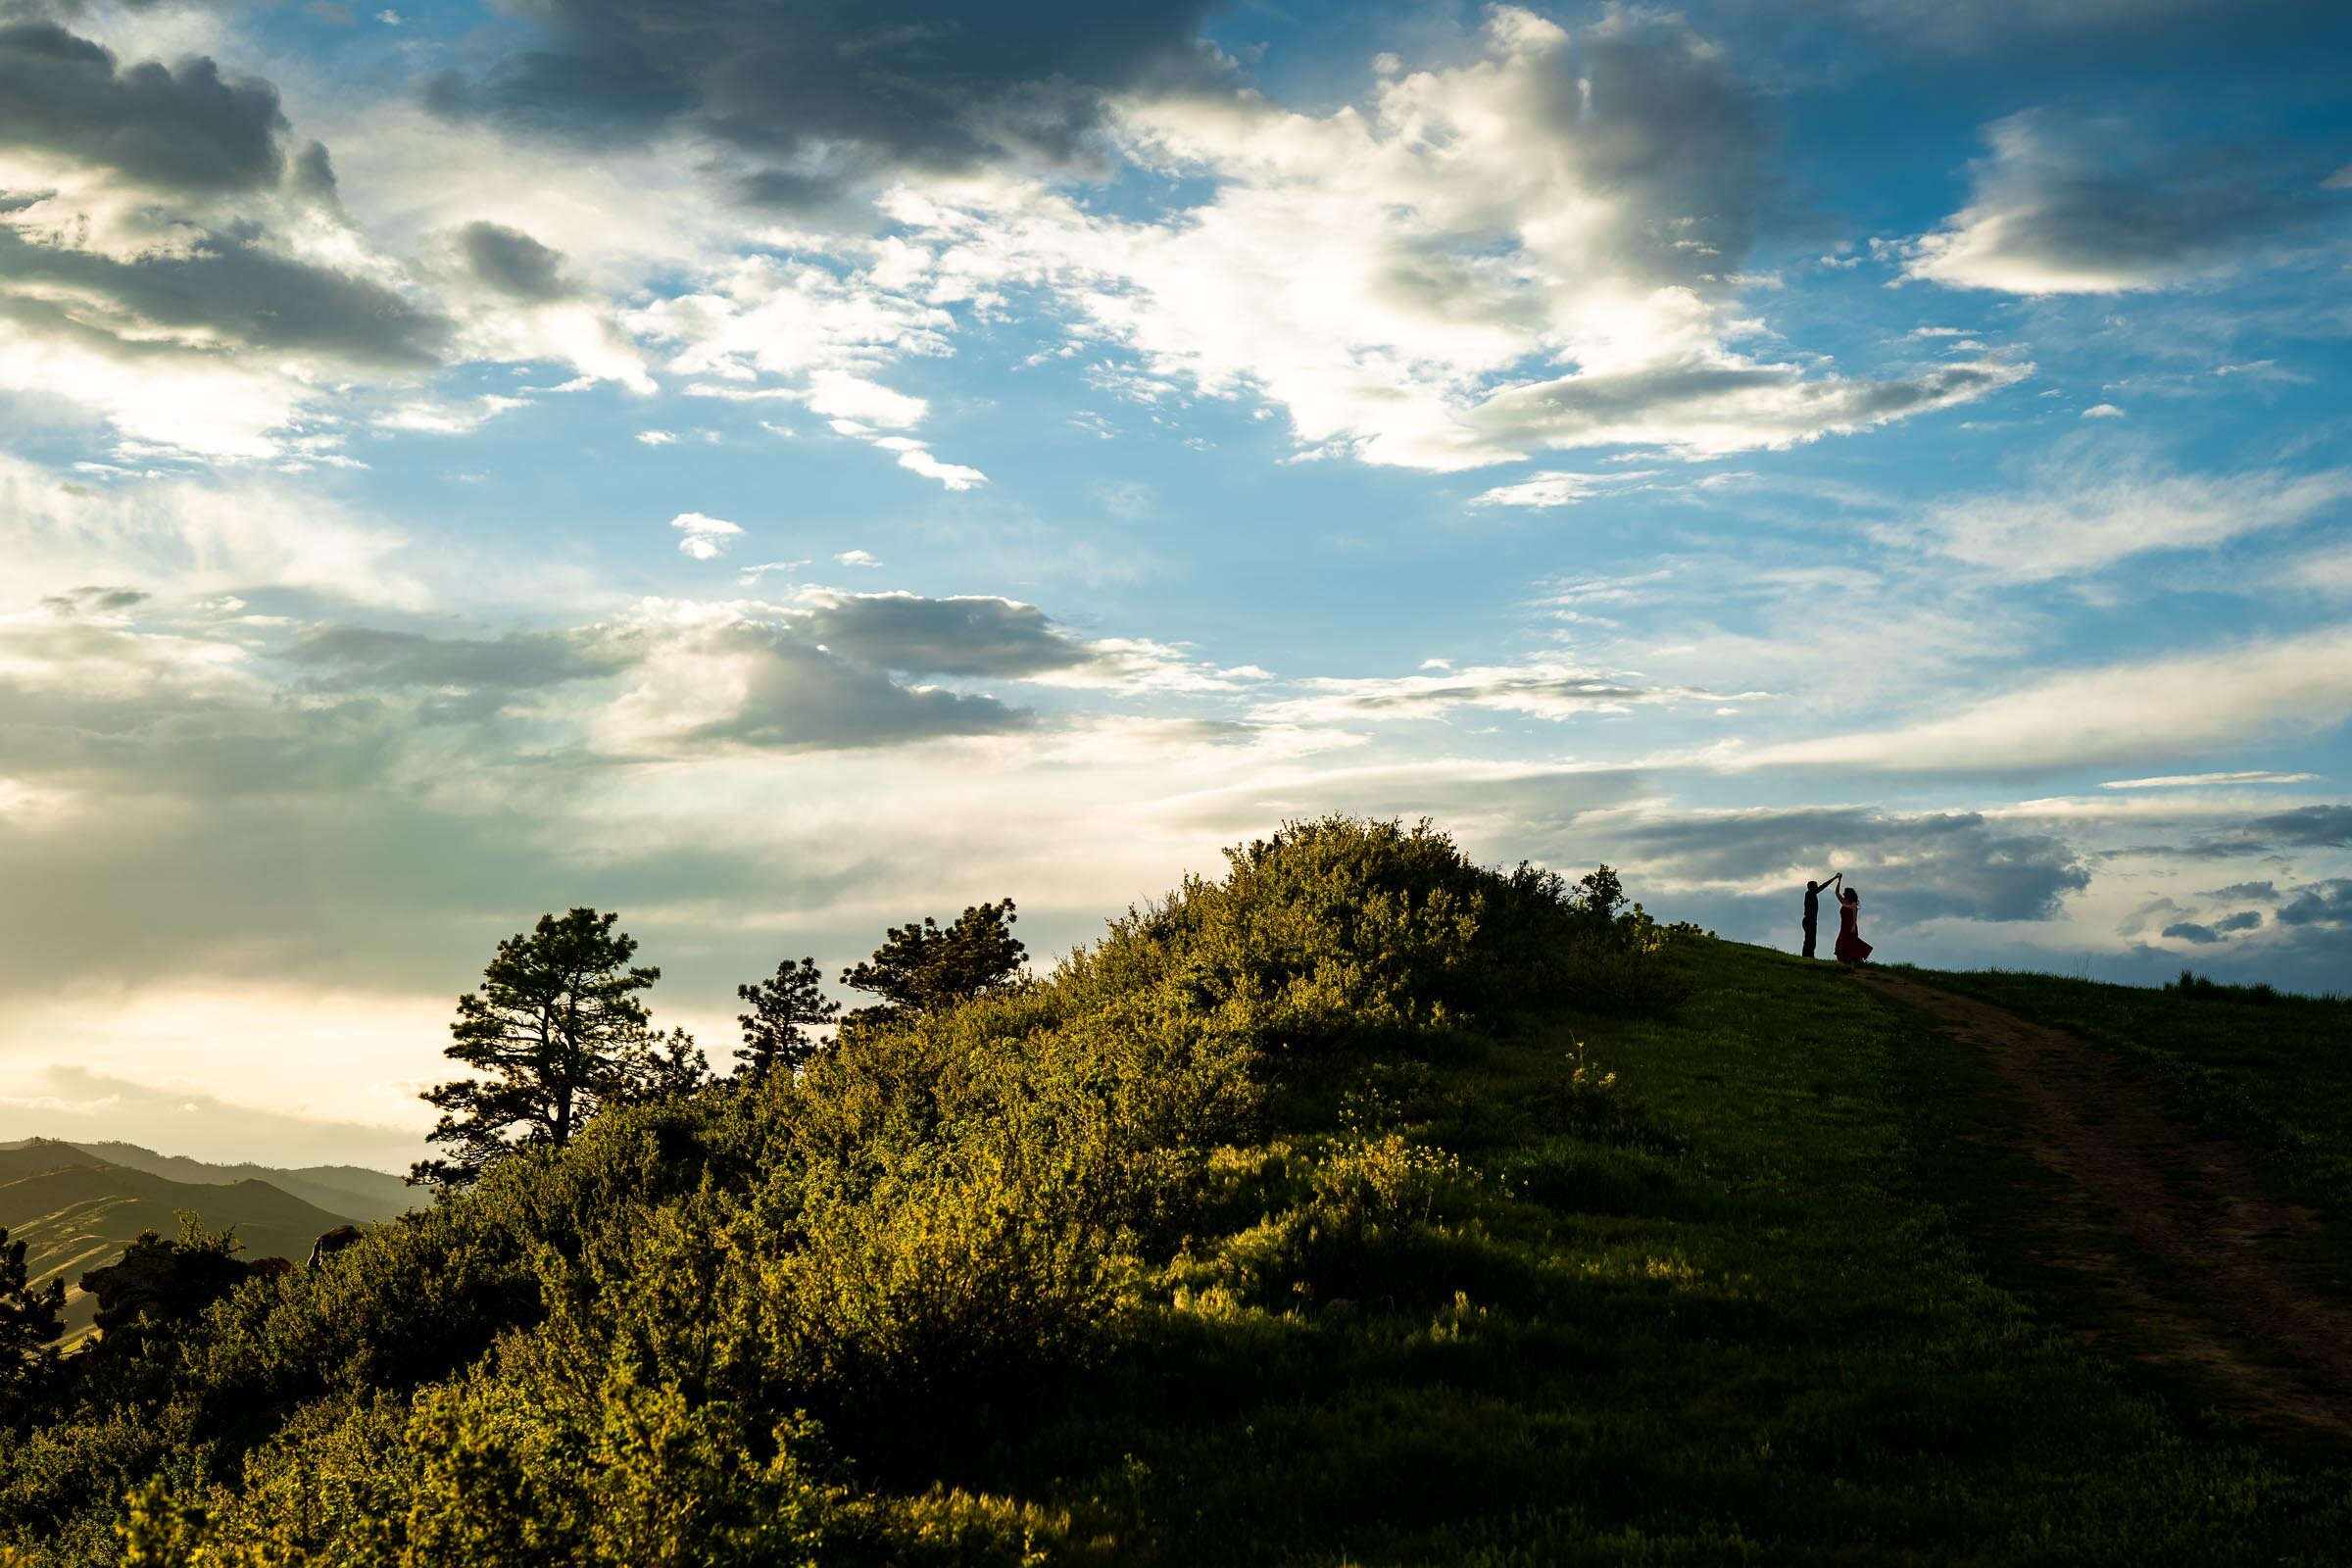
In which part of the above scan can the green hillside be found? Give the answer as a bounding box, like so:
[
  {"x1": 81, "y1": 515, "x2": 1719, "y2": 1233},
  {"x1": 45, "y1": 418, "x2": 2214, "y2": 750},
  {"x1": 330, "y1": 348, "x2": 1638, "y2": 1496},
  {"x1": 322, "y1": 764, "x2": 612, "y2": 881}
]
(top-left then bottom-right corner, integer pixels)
[
  {"x1": 0, "y1": 1152, "x2": 358, "y2": 1342},
  {"x1": 65, "y1": 1144, "x2": 416, "y2": 1226},
  {"x1": 0, "y1": 820, "x2": 2345, "y2": 1565}
]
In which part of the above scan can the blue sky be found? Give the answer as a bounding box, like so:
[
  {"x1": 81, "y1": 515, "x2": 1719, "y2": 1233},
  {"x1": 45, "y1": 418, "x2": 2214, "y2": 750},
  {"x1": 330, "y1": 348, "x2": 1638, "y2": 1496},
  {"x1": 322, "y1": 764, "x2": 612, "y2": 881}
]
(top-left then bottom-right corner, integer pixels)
[{"x1": 1, "y1": 0, "x2": 2347, "y2": 1164}]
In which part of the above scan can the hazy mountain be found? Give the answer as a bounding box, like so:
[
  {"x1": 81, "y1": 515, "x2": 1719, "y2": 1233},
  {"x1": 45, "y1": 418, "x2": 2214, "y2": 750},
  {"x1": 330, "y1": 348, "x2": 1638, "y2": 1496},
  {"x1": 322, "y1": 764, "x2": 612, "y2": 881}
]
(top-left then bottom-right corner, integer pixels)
[
  {"x1": 66, "y1": 1141, "x2": 416, "y2": 1225},
  {"x1": 0, "y1": 1140, "x2": 368, "y2": 1341}
]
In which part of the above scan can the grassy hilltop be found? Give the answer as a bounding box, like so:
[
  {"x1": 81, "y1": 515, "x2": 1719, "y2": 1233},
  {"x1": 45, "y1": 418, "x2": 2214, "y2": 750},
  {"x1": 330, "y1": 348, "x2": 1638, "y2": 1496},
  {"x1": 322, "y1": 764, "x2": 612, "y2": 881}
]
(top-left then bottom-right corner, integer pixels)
[{"x1": 2, "y1": 817, "x2": 2347, "y2": 1565}]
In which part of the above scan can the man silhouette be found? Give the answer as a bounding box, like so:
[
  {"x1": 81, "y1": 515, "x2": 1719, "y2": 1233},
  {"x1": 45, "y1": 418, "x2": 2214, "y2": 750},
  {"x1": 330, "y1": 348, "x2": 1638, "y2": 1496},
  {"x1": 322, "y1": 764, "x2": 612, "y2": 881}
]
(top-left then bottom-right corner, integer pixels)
[{"x1": 1801, "y1": 872, "x2": 1840, "y2": 958}]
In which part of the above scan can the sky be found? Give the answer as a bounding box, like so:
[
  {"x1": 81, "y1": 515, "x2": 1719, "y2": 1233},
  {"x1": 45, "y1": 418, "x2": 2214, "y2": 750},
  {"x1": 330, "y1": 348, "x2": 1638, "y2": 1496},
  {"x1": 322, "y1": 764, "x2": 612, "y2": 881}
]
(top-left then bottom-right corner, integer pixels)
[{"x1": 1, "y1": 0, "x2": 2348, "y2": 1168}]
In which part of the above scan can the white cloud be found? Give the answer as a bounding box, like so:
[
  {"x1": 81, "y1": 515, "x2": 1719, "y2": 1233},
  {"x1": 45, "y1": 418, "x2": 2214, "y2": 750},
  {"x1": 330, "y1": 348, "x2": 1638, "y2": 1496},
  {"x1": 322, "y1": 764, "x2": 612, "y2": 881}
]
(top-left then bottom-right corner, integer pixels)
[
  {"x1": 2100, "y1": 771, "x2": 2319, "y2": 790},
  {"x1": 0, "y1": 454, "x2": 424, "y2": 610},
  {"x1": 1735, "y1": 625, "x2": 2352, "y2": 774},
  {"x1": 887, "y1": 8, "x2": 2015, "y2": 472},
  {"x1": 2081, "y1": 403, "x2": 2125, "y2": 418},
  {"x1": 874, "y1": 438, "x2": 989, "y2": 491},
  {"x1": 1471, "y1": 470, "x2": 1664, "y2": 509},
  {"x1": 376, "y1": 393, "x2": 532, "y2": 436},
  {"x1": 1883, "y1": 458, "x2": 2352, "y2": 581},
  {"x1": 669, "y1": 511, "x2": 745, "y2": 560},
  {"x1": 637, "y1": 430, "x2": 678, "y2": 446},
  {"x1": 835, "y1": 549, "x2": 880, "y2": 567},
  {"x1": 1259, "y1": 661, "x2": 1740, "y2": 725},
  {"x1": 805, "y1": 373, "x2": 930, "y2": 428},
  {"x1": 629, "y1": 256, "x2": 952, "y2": 389}
]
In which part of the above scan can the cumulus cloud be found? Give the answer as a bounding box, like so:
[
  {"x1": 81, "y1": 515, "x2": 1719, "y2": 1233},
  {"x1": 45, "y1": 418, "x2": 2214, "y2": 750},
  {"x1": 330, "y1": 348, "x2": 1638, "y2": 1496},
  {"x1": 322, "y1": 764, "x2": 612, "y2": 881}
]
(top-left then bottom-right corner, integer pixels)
[
  {"x1": 0, "y1": 21, "x2": 465, "y2": 455},
  {"x1": 1903, "y1": 110, "x2": 2347, "y2": 294},
  {"x1": 593, "y1": 604, "x2": 1027, "y2": 755},
  {"x1": 669, "y1": 511, "x2": 743, "y2": 560},
  {"x1": 638, "y1": 258, "x2": 993, "y2": 482},
  {"x1": 793, "y1": 589, "x2": 1099, "y2": 677},
  {"x1": 0, "y1": 21, "x2": 289, "y2": 193},
  {"x1": 0, "y1": 222, "x2": 448, "y2": 368},
  {"x1": 886, "y1": 8, "x2": 2017, "y2": 472}
]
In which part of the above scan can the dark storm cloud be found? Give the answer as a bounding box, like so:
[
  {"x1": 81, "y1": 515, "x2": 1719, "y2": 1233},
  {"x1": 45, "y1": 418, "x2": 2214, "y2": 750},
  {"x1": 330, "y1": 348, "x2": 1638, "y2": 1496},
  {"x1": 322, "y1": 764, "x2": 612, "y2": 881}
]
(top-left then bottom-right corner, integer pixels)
[
  {"x1": 286, "y1": 624, "x2": 626, "y2": 692},
  {"x1": 0, "y1": 22, "x2": 288, "y2": 192},
  {"x1": 425, "y1": 0, "x2": 1221, "y2": 202},
  {"x1": 2243, "y1": 805, "x2": 2352, "y2": 848},
  {"x1": 454, "y1": 220, "x2": 578, "y2": 302},
  {"x1": 2205, "y1": 880, "x2": 2279, "y2": 901},
  {"x1": 0, "y1": 223, "x2": 450, "y2": 368},
  {"x1": 1621, "y1": 807, "x2": 2091, "y2": 923},
  {"x1": 2158, "y1": 909, "x2": 2260, "y2": 944},
  {"x1": 2110, "y1": 803, "x2": 2352, "y2": 861},
  {"x1": 2277, "y1": 880, "x2": 2352, "y2": 928},
  {"x1": 795, "y1": 591, "x2": 1103, "y2": 677}
]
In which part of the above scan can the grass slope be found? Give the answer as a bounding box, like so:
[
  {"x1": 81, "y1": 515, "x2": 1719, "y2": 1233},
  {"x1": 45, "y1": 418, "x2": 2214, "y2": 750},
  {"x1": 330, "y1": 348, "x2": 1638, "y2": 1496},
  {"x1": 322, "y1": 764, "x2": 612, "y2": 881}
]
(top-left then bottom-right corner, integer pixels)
[
  {"x1": 942, "y1": 941, "x2": 2350, "y2": 1563},
  {"x1": 1900, "y1": 966, "x2": 2352, "y2": 1229}
]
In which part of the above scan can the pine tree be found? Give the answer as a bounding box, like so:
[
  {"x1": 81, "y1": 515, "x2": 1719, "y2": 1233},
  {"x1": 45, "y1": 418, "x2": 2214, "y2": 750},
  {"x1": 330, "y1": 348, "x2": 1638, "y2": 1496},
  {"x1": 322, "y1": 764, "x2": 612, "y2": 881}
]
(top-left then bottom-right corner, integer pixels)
[
  {"x1": 412, "y1": 908, "x2": 703, "y2": 1188},
  {"x1": 0, "y1": 1225, "x2": 63, "y2": 1399},
  {"x1": 840, "y1": 899, "x2": 1025, "y2": 1033},
  {"x1": 735, "y1": 956, "x2": 840, "y2": 1082}
]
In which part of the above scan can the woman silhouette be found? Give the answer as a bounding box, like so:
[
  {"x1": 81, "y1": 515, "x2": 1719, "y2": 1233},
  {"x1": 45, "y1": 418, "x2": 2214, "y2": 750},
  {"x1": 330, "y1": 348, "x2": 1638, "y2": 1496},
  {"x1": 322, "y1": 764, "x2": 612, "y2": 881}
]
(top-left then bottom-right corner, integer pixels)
[{"x1": 1834, "y1": 885, "x2": 1873, "y2": 965}]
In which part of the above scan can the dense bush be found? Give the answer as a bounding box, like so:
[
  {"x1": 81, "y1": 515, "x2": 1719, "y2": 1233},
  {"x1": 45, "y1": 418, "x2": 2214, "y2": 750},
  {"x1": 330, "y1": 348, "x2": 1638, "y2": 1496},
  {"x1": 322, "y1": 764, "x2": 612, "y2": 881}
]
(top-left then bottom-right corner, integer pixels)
[{"x1": 0, "y1": 817, "x2": 1689, "y2": 1565}]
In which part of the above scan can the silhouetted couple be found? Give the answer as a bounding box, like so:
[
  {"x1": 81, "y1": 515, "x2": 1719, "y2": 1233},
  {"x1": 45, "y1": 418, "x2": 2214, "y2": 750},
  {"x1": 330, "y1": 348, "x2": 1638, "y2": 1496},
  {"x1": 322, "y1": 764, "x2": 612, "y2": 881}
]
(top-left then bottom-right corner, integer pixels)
[{"x1": 1802, "y1": 873, "x2": 1871, "y2": 965}]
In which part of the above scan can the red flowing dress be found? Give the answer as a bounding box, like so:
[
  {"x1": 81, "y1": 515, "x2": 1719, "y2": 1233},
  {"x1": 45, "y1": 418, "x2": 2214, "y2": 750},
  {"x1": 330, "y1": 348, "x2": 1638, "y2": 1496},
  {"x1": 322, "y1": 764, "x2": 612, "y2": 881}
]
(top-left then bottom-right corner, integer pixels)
[{"x1": 1835, "y1": 899, "x2": 1872, "y2": 964}]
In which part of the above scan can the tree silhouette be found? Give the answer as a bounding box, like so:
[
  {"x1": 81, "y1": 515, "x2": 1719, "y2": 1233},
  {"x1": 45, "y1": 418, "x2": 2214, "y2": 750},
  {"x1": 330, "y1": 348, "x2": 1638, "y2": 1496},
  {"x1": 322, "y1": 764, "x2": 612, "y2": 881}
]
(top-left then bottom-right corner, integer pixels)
[
  {"x1": 841, "y1": 899, "x2": 1025, "y2": 1033},
  {"x1": 412, "y1": 907, "x2": 704, "y2": 1188},
  {"x1": 76, "y1": 1213, "x2": 246, "y2": 1357},
  {"x1": 0, "y1": 1225, "x2": 63, "y2": 1398},
  {"x1": 735, "y1": 956, "x2": 840, "y2": 1082}
]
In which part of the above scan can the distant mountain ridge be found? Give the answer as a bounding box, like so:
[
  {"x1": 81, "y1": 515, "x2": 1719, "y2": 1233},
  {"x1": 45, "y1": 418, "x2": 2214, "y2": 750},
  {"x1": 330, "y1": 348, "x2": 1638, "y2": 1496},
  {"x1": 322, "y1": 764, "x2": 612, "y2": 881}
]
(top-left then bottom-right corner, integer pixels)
[
  {"x1": 0, "y1": 1138, "x2": 417, "y2": 1343},
  {"x1": 62, "y1": 1141, "x2": 416, "y2": 1224}
]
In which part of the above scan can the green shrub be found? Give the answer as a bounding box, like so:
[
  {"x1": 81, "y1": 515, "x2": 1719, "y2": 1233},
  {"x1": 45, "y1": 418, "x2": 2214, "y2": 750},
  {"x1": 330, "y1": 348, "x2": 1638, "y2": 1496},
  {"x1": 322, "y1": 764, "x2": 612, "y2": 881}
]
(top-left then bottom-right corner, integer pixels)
[{"x1": 0, "y1": 816, "x2": 1689, "y2": 1564}]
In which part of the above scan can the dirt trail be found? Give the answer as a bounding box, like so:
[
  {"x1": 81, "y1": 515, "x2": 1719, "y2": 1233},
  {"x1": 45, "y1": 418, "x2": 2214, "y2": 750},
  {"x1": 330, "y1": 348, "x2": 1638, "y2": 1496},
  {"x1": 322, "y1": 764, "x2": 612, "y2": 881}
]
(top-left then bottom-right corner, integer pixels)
[{"x1": 1858, "y1": 969, "x2": 2352, "y2": 1442}]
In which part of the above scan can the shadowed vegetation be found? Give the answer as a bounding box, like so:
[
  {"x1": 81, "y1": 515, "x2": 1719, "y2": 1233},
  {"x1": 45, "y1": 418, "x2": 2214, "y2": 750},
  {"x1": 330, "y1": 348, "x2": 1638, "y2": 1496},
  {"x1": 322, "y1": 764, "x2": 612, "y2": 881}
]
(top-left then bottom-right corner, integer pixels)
[{"x1": 0, "y1": 818, "x2": 2345, "y2": 1565}]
